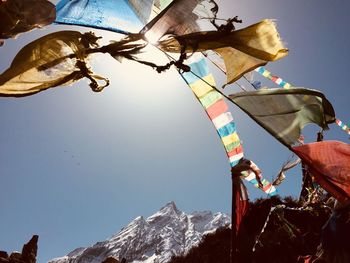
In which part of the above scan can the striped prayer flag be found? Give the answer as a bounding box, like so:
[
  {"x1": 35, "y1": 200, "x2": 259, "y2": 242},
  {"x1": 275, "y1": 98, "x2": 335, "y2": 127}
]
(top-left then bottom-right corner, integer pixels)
[{"x1": 182, "y1": 54, "x2": 277, "y2": 196}]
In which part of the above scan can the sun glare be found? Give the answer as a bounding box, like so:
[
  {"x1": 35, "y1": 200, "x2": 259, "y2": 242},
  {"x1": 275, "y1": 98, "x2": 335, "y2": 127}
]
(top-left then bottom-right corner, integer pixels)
[{"x1": 144, "y1": 31, "x2": 160, "y2": 45}]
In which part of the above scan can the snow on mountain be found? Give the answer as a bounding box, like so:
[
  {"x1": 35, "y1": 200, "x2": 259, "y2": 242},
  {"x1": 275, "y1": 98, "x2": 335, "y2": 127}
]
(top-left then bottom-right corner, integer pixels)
[{"x1": 49, "y1": 201, "x2": 230, "y2": 263}]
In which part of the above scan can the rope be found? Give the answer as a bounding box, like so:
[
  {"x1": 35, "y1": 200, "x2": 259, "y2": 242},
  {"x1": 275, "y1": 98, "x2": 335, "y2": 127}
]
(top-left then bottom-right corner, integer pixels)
[{"x1": 252, "y1": 203, "x2": 331, "y2": 252}]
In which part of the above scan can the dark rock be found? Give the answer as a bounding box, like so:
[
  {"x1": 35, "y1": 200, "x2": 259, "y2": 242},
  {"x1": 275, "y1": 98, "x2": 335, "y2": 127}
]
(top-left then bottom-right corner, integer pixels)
[
  {"x1": 21, "y1": 235, "x2": 38, "y2": 263},
  {"x1": 101, "y1": 257, "x2": 120, "y2": 263},
  {"x1": 0, "y1": 235, "x2": 38, "y2": 263},
  {"x1": 0, "y1": 251, "x2": 8, "y2": 259},
  {"x1": 0, "y1": 250, "x2": 9, "y2": 263},
  {"x1": 9, "y1": 252, "x2": 22, "y2": 263}
]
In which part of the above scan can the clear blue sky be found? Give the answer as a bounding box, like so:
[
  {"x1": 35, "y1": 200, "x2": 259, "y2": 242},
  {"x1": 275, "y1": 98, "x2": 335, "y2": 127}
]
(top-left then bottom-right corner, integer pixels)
[{"x1": 0, "y1": 1, "x2": 349, "y2": 262}]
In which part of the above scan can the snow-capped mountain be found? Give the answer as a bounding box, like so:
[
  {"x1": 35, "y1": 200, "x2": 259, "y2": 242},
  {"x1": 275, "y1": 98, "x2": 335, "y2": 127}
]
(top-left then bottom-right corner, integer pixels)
[{"x1": 49, "y1": 201, "x2": 230, "y2": 263}]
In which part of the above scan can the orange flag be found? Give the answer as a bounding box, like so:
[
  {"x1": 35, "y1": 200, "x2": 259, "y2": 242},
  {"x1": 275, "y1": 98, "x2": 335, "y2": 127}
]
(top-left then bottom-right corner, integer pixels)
[{"x1": 292, "y1": 141, "x2": 350, "y2": 204}]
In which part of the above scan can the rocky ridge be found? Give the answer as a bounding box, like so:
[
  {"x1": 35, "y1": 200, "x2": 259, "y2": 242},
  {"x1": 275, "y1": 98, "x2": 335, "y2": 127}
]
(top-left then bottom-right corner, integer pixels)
[
  {"x1": 0, "y1": 235, "x2": 38, "y2": 263},
  {"x1": 49, "y1": 202, "x2": 230, "y2": 263}
]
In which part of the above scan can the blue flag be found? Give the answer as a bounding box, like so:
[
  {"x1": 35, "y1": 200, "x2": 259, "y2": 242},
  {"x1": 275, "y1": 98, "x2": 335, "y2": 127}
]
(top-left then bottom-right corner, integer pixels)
[{"x1": 55, "y1": 0, "x2": 150, "y2": 34}]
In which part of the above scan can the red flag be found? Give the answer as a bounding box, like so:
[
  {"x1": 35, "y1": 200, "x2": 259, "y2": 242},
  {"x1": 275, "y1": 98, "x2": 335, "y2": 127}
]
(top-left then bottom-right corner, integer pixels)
[
  {"x1": 292, "y1": 141, "x2": 350, "y2": 204},
  {"x1": 233, "y1": 176, "x2": 249, "y2": 233},
  {"x1": 230, "y1": 159, "x2": 267, "y2": 233}
]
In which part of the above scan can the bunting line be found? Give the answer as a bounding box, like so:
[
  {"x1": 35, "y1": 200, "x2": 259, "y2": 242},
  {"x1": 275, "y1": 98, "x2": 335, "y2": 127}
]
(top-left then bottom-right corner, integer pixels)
[
  {"x1": 255, "y1": 66, "x2": 350, "y2": 137},
  {"x1": 181, "y1": 55, "x2": 243, "y2": 168},
  {"x1": 336, "y1": 119, "x2": 350, "y2": 135},
  {"x1": 181, "y1": 55, "x2": 277, "y2": 196},
  {"x1": 255, "y1": 67, "x2": 292, "y2": 89}
]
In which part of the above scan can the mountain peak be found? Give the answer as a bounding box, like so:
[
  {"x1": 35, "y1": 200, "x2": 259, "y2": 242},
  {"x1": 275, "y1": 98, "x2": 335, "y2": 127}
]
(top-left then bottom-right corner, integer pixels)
[
  {"x1": 146, "y1": 201, "x2": 184, "y2": 227},
  {"x1": 133, "y1": 215, "x2": 145, "y2": 222},
  {"x1": 49, "y1": 203, "x2": 230, "y2": 263},
  {"x1": 165, "y1": 201, "x2": 177, "y2": 209},
  {"x1": 159, "y1": 201, "x2": 180, "y2": 214}
]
